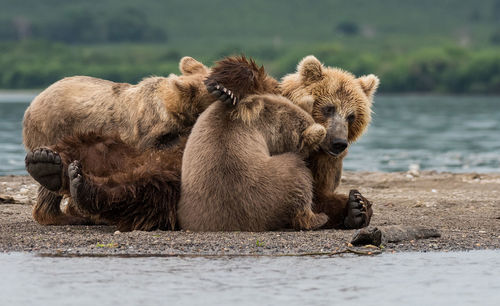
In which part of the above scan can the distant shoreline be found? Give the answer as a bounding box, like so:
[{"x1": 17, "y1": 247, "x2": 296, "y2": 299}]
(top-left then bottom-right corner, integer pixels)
[
  {"x1": 1, "y1": 172, "x2": 499, "y2": 256},
  {"x1": 0, "y1": 91, "x2": 39, "y2": 103}
]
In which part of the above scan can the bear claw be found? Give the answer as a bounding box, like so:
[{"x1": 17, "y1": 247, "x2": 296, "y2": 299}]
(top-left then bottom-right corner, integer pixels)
[
  {"x1": 25, "y1": 148, "x2": 63, "y2": 191},
  {"x1": 344, "y1": 189, "x2": 373, "y2": 229},
  {"x1": 205, "y1": 80, "x2": 239, "y2": 106}
]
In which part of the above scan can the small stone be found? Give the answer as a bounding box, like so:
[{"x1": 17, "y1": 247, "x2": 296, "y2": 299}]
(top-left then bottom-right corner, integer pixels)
[
  {"x1": 114, "y1": 230, "x2": 121, "y2": 235},
  {"x1": 351, "y1": 227, "x2": 383, "y2": 247},
  {"x1": 431, "y1": 189, "x2": 437, "y2": 193}
]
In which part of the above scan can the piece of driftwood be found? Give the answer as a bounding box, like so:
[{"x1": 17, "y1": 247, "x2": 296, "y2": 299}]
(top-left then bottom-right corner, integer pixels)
[{"x1": 351, "y1": 225, "x2": 441, "y2": 246}]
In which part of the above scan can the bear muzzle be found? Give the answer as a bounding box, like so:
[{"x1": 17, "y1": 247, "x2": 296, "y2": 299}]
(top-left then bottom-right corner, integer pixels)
[
  {"x1": 321, "y1": 138, "x2": 348, "y2": 156},
  {"x1": 321, "y1": 115, "x2": 349, "y2": 156}
]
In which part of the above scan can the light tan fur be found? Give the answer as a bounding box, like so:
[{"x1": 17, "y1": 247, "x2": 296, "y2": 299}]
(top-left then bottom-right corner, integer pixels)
[
  {"x1": 280, "y1": 55, "x2": 379, "y2": 228},
  {"x1": 23, "y1": 57, "x2": 212, "y2": 151}
]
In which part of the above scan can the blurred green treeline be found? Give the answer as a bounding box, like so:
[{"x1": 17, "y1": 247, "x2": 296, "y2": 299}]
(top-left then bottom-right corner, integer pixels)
[{"x1": 1, "y1": 0, "x2": 500, "y2": 93}]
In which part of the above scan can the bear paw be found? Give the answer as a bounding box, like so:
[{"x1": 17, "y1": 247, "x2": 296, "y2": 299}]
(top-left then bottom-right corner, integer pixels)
[
  {"x1": 302, "y1": 123, "x2": 327, "y2": 150},
  {"x1": 25, "y1": 148, "x2": 63, "y2": 191},
  {"x1": 344, "y1": 189, "x2": 373, "y2": 229},
  {"x1": 205, "y1": 80, "x2": 239, "y2": 105},
  {"x1": 68, "y1": 161, "x2": 86, "y2": 205}
]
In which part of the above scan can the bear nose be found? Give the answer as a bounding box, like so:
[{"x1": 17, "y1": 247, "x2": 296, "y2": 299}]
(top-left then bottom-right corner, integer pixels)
[{"x1": 330, "y1": 138, "x2": 348, "y2": 154}]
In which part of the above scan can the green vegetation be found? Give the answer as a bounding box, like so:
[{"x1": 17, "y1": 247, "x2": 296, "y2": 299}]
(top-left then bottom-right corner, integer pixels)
[{"x1": 0, "y1": 0, "x2": 499, "y2": 93}]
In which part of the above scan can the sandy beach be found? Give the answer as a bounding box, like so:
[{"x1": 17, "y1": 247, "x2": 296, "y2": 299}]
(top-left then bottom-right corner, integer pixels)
[{"x1": 1, "y1": 171, "x2": 499, "y2": 256}]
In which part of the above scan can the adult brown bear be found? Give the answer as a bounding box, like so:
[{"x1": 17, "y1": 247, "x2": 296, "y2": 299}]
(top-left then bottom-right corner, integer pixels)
[
  {"x1": 24, "y1": 57, "x2": 214, "y2": 226},
  {"x1": 280, "y1": 56, "x2": 379, "y2": 228}
]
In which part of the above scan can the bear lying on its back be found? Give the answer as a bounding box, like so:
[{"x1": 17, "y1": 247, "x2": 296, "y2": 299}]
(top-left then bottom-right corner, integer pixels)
[
  {"x1": 178, "y1": 57, "x2": 328, "y2": 231},
  {"x1": 23, "y1": 57, "x2": 215, "y2": 227}
]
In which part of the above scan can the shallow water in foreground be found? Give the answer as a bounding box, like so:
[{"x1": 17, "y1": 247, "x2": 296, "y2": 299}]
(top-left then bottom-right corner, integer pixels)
[{"x1": 0, "y1": 250, "x2": 499, "y2": 306}]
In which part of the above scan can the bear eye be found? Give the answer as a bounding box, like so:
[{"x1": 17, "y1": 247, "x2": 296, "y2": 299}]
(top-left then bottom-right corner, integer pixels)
[
  {"x1": 347, "y1": 113, "x2": 356, "y2": 124},
  {"x1": 321, "y1": 105, "x2": 336, "y2": 116}
]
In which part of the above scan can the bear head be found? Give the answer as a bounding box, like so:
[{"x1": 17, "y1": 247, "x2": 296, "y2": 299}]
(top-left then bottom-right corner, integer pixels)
[
  {"x1": 280, "y1": 55, "x2": 379, "y2": 157},
  {"x1": 161, "y1": 57, "x2": 213, "y2": 128}
]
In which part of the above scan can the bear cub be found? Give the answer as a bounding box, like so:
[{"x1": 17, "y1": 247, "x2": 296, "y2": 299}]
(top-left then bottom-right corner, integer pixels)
[{"x1": 178, "y1": 56, "x2": 328, "y2": 231}]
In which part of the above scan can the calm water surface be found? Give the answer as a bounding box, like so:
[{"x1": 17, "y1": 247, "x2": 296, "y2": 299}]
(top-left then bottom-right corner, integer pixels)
[
  {"x1": 0, "y1": 250, "x2": 499, "y2": 306},
  {"x1": 1, "y1": 94, "x2": 499, "y2": 175}
]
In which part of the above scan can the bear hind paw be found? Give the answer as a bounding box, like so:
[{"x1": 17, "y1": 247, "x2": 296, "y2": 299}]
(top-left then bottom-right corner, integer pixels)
[
  {"x1": 343, "y1": 189, "x2": 373, "y2": 229},
  {"x1": 25, "y1": 148, "x2": 63, "y2": 191}
]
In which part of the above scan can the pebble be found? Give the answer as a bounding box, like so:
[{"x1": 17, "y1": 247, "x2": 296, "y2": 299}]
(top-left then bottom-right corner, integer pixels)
[{"x1": 114, "y1": 231, "x2": 121, "y2": 235}]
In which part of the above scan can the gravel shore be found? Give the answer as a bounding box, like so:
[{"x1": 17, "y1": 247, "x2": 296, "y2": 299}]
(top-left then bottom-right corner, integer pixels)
[{"x1": 1, "y1": 171, "x2": 499, "y2": 256}]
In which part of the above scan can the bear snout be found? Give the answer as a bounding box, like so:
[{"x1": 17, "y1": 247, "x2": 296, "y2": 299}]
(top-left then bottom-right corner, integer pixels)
[{"x1": 324, "y1": 138, "x2": 348, "y2": 156}]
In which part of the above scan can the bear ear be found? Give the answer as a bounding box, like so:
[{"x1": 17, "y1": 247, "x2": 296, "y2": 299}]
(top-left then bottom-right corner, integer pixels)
[
  {"x1": 357, "y1": 74, "x2": 380, "y2": 100},
  {"x1": 297, "y1": 55, "x2": 324, "y2": 83},
  {"x1": 179, "y1": 57, "x2": 209, "y2": 75}
]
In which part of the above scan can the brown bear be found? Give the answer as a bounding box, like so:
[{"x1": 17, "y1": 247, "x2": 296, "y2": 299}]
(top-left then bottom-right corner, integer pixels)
[
  {"x1": 178, "y1": 58, "x2": 330, "y2": 231},
  {"x1": 23, "y1": 56, "x2": 215, "y2": 226},
  {"x1": 280, "y1": 55, "x2": 379, "y2": 228}
]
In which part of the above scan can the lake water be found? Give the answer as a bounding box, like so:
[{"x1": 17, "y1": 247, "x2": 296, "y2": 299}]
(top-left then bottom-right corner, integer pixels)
[
  {"x1": 1, "y1": 94, "x2": 499, "y2": 175},
  {"x1": 0, "y1": 250, "x2": 499, "y2": 306}
]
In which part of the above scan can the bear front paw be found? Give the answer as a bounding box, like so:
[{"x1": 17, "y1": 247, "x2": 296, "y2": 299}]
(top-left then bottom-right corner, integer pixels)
[
  {"x1": 25, "y1": 148, "x2": 63, "y2": 191},
  {"x1": 205, "y1": 80, "x2": 239, "y2": 105},
  {"x1": 302, "y1": 123, "x2": 327, "y2": 150},
  {"x1": 344, "y1": 189, "x2": 373, "y2": 229}
]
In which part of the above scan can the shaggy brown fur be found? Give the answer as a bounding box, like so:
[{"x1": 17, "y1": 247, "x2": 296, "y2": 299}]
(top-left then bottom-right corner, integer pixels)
[
  {"x1": 179, "y1": 69, "x2": 328, "y2": 231},
  {"x1": 205, "y1": 55, "x2": 280, "y2": 102},
  {"x1": 28, "y1": 133, "x2": 183, "y2": 231},
  {"x1": 281, "y1": 55, "x2": 379, "y2": 228},
  {"x1": 23, "y1": 57, "x2": 214, "y2": 227}
]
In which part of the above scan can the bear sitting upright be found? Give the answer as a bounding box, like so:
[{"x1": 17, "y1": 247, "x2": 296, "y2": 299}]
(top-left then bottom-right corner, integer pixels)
[
  {"x1": 281, "y1": 56, "x2": 379, "y2": 228},
  {"x1": 178, "y1": 57, "x2": 329, "y2": 231}
]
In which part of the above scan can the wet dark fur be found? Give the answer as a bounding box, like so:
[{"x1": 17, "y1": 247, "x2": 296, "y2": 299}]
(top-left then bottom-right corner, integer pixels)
[
  {"x1": 47, "y1": 133, "x2": 183, "y2": 231},
  {"x1": 205, "y1": 55, "x2": 280, "y2": 101}
]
